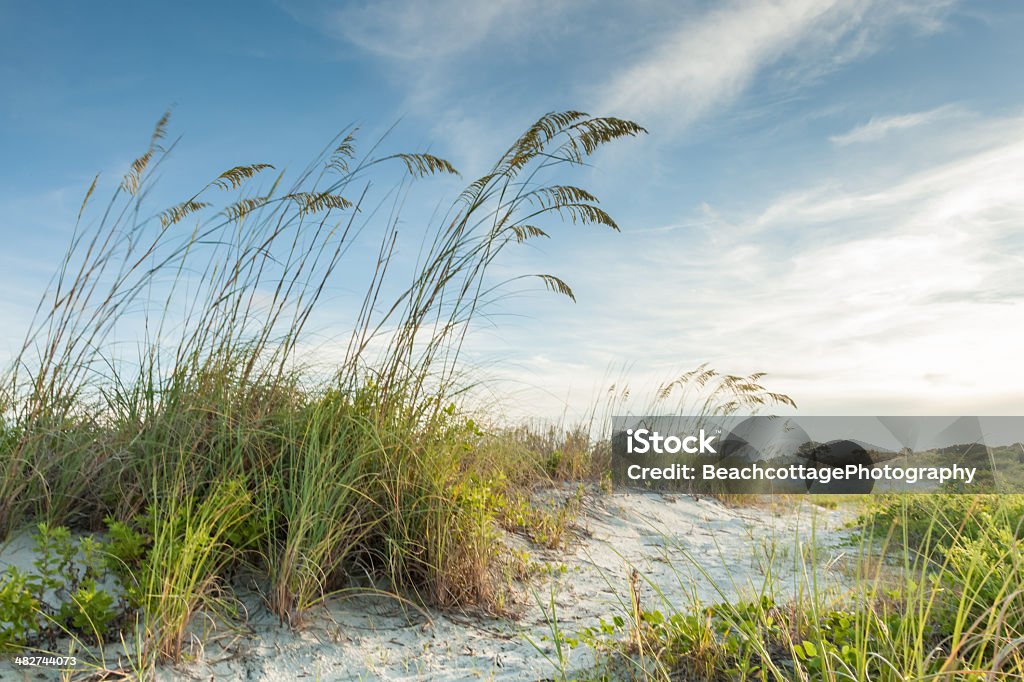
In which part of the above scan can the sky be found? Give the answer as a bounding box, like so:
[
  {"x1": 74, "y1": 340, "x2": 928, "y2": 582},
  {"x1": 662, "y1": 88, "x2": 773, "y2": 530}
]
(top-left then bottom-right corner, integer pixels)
[{"x1": 1, "y1": 0, "x2": 1024, "y2": 420}]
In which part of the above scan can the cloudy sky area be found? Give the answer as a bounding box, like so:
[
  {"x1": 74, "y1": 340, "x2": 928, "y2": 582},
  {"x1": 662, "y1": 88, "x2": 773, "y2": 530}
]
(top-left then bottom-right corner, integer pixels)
[{"x1": 1, "y1": 0, "x2": 1023, "y2": 419}]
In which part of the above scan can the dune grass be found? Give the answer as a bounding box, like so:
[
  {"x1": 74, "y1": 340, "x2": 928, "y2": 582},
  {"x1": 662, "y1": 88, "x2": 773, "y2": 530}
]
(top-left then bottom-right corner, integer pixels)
[
  {"x1": 3, "y1": 109, "x2": 1015, "y2": 682},
  {"x1": 0, "y1": 110, "x2": 654, "y2": 668}
]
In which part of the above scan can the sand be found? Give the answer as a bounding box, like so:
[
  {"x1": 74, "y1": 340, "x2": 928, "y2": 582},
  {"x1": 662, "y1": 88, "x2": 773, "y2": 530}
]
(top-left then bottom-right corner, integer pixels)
[{"x1": 1, "y1": 491, "x2": 853, "y2": 681}]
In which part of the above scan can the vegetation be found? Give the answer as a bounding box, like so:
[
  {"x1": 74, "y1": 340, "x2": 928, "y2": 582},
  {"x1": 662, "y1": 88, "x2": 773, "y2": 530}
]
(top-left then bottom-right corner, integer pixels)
[
  {"x1": 0, "y1": 110, "x2": 648, "y2": 670},
  {"x1": 0, "y1": 109, "x2": 1017, "y2": 682},
  {"x1": 0, "y1": 523, "x2": 126, "y2": 653},
  {"x1": 559, "y1": 494, "x2": 1024, "y2": 681}
]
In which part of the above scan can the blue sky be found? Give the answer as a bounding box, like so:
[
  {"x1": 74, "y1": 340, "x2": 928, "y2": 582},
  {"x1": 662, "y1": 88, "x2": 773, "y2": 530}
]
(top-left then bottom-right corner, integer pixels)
[{"x1": 2, "y1": 0, "x2": 1024, "y2": 419}]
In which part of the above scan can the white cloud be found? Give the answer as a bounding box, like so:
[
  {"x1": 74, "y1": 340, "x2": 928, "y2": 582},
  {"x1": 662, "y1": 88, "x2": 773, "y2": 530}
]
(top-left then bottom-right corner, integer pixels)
[
  {"x1": 470, "y1": 112, "x2": 1024, "y2": 420},
  {"x1": 666, "y1": 120, "x2": 1024, "y2": 412},
  {"x1": 829, "y1": 104, "x2": 964, "y2": 145},
  {"x1": 752, "y1": 116, "x2": 1024, "y2": 234},
  {"x1": 595, "y1": 0, "x2": 957, "y2": 131},
  {"x1": 303, "y1": 0, "x2": 553, "y2": 61}
]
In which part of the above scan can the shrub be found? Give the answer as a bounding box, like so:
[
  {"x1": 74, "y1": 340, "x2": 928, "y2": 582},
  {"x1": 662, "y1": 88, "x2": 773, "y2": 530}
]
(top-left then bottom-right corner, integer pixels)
[{"x1": 0, "y1": 523, "x2": 127, "y2": 652}]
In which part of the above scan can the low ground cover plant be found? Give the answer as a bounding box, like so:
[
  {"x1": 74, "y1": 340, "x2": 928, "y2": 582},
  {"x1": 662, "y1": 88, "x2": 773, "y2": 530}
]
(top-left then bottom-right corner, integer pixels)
[
  {"x1": 0, "y1": 523, "x2": 130, "y2": 652},
  {"x1": 565, "y1": 494, "x2": 1023, "y2": 681}
]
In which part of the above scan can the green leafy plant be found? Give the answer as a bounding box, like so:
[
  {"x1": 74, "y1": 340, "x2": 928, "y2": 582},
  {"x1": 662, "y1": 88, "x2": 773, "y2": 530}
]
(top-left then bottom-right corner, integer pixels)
[
  {"x1": 0, "y1": 523, "x2": 128, "y2": 653},
  {"x1": 0, "y1": 566, "x2": 38, "y2": 650}
]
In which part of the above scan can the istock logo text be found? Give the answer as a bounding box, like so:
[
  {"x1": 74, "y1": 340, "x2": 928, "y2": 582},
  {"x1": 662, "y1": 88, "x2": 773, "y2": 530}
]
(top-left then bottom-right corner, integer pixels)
[{"x1": 625, "y1": 428, "x2": 717, "y2": 455}]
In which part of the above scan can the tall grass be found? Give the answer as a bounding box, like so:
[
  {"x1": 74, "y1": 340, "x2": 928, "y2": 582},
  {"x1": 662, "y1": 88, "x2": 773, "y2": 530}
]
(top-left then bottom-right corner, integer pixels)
[{"x1": 0, "y1": 110, "x2": 646, "y2": 662}]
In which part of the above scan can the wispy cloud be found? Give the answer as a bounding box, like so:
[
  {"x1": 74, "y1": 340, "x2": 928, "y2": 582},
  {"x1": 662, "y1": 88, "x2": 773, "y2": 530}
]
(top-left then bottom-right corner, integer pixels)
[
  {"x1": 656, "y1": 117, "x2": 1024, "y2": 411},
  {"x1": 474, "y1": 111, "x2": 1024, "y2": 420},
  {"x1": 276, "y1": 0, "x2": 575, "y2": 162},
  {"x1": 830, "y1": 104, "x2": 965, "y2": 145},
  {"x1": 594, "y1": 0, "x2": 957, "y2": 132},
  {"x1": 285, "y1": 0, "x2": 558, "y2": 61}
]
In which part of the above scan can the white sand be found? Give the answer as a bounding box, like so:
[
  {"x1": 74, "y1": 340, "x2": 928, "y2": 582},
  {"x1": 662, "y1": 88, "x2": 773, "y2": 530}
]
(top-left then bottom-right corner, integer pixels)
[{"x1": 1, "y1": 491, "x2": 853, "y2": 681}]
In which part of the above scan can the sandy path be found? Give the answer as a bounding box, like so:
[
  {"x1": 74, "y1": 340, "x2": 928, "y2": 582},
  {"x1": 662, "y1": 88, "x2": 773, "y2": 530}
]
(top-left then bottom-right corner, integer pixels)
[
  {"x1": 168, "y1": 492, "x2": 852, "y2": 681},
  {"x1": 1, "y1": 492, "x2": 853, "y2": 681}
]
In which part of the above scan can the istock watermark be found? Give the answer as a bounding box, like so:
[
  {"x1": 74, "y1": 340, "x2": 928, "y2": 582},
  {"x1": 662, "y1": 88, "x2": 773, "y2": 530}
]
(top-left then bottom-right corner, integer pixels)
[
  {"x1": 610, "y1": 416, "x2": 1024, "y2": 494},
  {"x1": 625, "y1": 428, "x2": 718, "y2": 455}
]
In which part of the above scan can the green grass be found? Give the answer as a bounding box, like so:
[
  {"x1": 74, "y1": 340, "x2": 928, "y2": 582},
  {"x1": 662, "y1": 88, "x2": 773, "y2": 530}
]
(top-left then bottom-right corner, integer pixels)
[
  {"x1": 0, "y1": 110, "x2": 651, "y2": 671},
  {"x1": 559, "y1": 494, "x2": 1024, "y2": 681},
  {"x1": 3, "y1": 108, "x2": 1014, "y2": 682}
]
